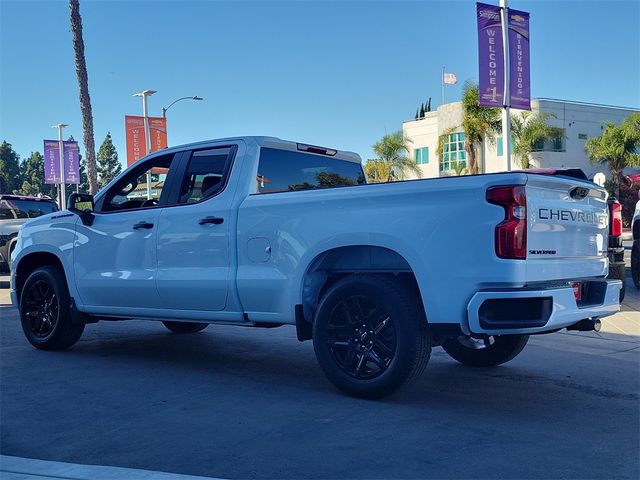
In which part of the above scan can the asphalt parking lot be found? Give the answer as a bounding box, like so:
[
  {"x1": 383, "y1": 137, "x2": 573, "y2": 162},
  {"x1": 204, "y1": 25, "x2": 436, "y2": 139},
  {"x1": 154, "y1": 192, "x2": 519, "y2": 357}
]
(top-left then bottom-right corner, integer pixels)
[{"x1": 1, "y1": 273, "x2": 639, "y2": 480}]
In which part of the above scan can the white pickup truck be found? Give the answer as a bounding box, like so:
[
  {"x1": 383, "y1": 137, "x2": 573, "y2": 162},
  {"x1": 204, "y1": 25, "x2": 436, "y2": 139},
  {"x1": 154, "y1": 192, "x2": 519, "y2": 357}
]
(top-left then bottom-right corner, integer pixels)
[{"x1": 10, "y1": 136, "x2": 621, "y2": 398}]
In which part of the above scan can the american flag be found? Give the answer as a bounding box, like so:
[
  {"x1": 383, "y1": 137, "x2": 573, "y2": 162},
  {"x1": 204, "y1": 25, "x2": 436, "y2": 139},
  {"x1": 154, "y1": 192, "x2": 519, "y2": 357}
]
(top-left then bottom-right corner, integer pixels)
[{"x1": 443, "y1": 72, "x2": 457, "y2": 85}]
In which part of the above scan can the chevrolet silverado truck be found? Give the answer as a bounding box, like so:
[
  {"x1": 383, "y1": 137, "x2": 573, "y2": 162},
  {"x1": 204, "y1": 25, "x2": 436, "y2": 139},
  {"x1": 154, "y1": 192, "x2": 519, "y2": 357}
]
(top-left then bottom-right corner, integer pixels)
[{"x1": 10, "y1": 136, "x2": 621, "y2": 398}]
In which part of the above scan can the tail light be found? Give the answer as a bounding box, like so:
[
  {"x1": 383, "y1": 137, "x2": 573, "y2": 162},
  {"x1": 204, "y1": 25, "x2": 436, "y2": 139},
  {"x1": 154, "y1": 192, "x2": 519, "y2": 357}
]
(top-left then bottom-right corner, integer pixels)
[
  {"x1": 487, "y1": 185, "x2": 527, "y2": 259},
  {"x1": 609, "y1": 201, "x2": 622, "y2": 237}
]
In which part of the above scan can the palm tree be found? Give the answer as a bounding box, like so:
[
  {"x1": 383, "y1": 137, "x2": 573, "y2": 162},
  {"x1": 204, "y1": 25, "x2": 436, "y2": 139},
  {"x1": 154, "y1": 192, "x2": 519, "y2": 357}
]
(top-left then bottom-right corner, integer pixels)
[
  {"x1": 510, "y1": 111, "x2": 562, "y2": 169},
  {"x1": 436, "y1": 82, "x2": 500, "y2": 175},
  {"x1": 364, "y1": 160, "x2": 391, "y2": 183},
  {"x1": 460, "y1": 81, "x2": 501, "y2": 174},
  {"x1": 371, "y1": 131, "x2": 421, "y2": 182},
  {"x1": 69, "y1": 0, "x2": 98, "y2": 195},
  {"x1": 585, "y1": 112, "x2": 640, "y2": 197},
  {"x1": 450, "y1": 160, "x2": 467, "y2": 176}
]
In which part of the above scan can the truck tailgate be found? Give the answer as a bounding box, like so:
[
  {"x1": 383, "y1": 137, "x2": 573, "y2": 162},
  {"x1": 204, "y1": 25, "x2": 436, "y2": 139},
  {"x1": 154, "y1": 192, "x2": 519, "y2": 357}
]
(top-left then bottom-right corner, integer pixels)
[{"x1": 525, "y1": 174, "x2": 609, "y2": 282}]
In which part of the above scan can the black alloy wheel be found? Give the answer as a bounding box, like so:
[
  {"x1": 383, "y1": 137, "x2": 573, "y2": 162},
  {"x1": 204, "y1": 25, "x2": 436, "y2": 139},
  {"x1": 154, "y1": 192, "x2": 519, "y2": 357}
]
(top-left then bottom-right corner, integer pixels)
[
  {"x1": 19, "y1": 266, "x2": 85, "y2": 350},
  {"x1": 442, "y1": 334, "x2": 529, "y2": 367},
  {"x1": 326, "y1": 295, "x2": 396, "y2": 380},
  {"x1": 22, "y1": 279, "x2": 59, "y2": 339},
  {"x1": 313, "y1": 275, "x2": 431, "y2": 399},
  {"x1": 162, "y1": 321, "x2": 209, "y2": 334}
]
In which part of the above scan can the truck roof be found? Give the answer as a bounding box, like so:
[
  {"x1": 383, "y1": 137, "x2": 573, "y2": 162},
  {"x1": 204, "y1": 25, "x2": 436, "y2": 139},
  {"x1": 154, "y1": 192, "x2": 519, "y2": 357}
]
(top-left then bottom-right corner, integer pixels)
[{"x1": 155, "y1": 136, "x2": 362, "y2": 164}]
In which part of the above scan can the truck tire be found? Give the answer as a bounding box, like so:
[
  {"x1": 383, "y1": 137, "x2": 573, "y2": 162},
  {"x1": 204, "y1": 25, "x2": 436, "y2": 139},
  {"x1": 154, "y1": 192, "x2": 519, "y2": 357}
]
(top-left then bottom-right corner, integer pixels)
[
  {"x1": 312, "y1": 275, "x2": 431, "y2": 399},
  {"x1": 632, "y1": 241, "x2": 639, "y2": 290},
  {"x1": 19, "y1": 266, "x2": 85, "y2": 350},
  {"x1": 608, "y1": 263, "x2": 626, "y2": 302},
  {"x1": 162, "y1": 321, "x2": 208, "y2": 334},
  {"x1": 442, "y1": 335, "x2": 529, "y2": 367}
]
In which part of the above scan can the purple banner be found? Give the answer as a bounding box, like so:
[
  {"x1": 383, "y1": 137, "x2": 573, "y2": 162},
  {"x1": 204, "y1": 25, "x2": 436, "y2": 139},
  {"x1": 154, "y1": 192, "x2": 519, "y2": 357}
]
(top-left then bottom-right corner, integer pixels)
[
  {"x1": 508, "y1": 8, "x2": 531, "y2": 110},
  {"x1": 43, "y1": 140, "x2": 80, "y2": 184},
  {"x1": 477, "y1": 3, "x2": 504, "y2": 107},
  {"x1": 43, "y1": 140, "x2": 61, "y2": 184},
  {"x1": 64, "y1": 141, "x2": 80, "y2": 184}
]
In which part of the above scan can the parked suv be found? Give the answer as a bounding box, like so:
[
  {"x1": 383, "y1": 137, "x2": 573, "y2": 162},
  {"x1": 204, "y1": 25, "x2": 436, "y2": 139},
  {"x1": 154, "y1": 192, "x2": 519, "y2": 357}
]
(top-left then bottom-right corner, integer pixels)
[{"x1": 0, "y1": 195, "x2": 58, "y2": 272}]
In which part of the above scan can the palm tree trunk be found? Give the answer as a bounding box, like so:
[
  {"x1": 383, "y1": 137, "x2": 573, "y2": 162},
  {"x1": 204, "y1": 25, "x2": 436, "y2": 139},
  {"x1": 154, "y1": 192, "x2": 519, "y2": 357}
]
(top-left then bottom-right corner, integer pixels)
[
  {"x1": 69, "y1": 0, "x2": 98, "y2": 195},
  {"x1": 465, "y1": 141, "x2": 478, "y2": 175}
]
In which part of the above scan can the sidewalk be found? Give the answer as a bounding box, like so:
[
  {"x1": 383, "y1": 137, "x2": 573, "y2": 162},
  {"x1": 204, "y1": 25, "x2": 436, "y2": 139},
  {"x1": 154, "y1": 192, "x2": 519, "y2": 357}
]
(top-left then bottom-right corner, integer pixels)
[{"x1": 0, "y1": 456, "x2": 223, "y2": 480}]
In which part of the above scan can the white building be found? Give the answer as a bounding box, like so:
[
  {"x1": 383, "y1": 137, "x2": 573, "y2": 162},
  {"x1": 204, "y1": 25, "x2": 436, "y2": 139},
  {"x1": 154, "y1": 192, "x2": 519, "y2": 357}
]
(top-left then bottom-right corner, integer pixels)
[{"x1": 402, "y1": 98, "x2": 639, "y2": 180}]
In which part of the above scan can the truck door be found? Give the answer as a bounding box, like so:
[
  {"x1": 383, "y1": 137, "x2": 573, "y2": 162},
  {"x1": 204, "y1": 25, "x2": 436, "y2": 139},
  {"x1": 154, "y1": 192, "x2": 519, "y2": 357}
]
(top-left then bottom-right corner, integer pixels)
[
  {"x1": 155, "y1": 145, "x2": 237, "y2": 311},
  {"x1": 74, "y1": 152, "x2": 181, "y2": 309}
]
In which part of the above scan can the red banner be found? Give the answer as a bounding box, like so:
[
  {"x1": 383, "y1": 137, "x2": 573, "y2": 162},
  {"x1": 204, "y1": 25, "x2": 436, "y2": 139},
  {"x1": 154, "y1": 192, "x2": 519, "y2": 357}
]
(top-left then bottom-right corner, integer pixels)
[
  {"x1": 125, "y1": 116, "x2": 169, "y2": 166},
  {"x1": 149, "y1": 117, "x2": 168, "y2": 153}
]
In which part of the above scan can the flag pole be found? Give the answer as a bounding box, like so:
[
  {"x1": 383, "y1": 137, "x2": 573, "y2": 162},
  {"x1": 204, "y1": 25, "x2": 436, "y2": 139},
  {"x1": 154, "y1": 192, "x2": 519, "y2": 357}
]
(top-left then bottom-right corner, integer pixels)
[
  {"x1": 441, "y1": 66, "x2": 445, "y2": 105},
  {"x1": 500, "y1": 0, "x2": 512, "y2": 171}
]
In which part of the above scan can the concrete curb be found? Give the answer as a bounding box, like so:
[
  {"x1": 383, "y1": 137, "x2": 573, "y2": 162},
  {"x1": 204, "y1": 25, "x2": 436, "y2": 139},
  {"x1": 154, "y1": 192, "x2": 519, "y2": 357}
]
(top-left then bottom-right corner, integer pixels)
[{"x1": 0, "y1": 456, "x2": 225, "y2": 480}]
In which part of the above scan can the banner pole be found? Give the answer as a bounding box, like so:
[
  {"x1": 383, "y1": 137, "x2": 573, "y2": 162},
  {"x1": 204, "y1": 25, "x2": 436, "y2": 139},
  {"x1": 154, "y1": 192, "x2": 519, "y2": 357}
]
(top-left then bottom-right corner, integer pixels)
[
  {"x1": 52, "y1": 124, "x2": 67, "y2": 210},
  {"x1": 500, "y1": 0, "x2": 512, "y2": 171}
]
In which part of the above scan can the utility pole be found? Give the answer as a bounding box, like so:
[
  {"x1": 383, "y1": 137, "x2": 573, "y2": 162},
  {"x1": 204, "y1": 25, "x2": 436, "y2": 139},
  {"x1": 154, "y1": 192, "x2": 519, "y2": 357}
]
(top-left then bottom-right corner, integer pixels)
[
  {"x1": 500, "y1": 0, "x2": 512, "y2": 171},
  {"x1": 52, "y1": 123, "x2": 68, "y2": 209},
  {"x1": 133, "y1": 89, "x2": 156, "y2": 199}
]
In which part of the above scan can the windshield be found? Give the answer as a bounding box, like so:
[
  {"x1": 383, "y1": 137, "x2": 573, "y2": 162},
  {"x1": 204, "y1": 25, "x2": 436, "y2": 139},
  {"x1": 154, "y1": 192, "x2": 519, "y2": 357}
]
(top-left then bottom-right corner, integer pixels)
[{"x1": 0, "y1": 199, "x2": 58, "y2": 220}]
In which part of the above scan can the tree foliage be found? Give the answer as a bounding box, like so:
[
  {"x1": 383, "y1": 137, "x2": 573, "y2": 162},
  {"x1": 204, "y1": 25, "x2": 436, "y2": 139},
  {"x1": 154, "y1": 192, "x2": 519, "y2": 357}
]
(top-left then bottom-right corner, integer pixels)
[
  {"x1": 0, "y1": 141, "x2": 20, "y2": 193},
  {"x1": 97, "y1": 132, "x2": 121, "y2": 187},
  {"x1": 15, "y1": 152, "x2": 56, "y2": 198},
  {"x1": 585, "y1": 112, "x2": 640, "y2": 196},
  {"x1": 510, "y1": 111, "x2": 562, "y2": 169},
  {"x1": 364, "y1": 160, "x2": 392, "y2": 183},
  {"x1": 371, "y1": 131, "x2": 421, "y2": 182},
  {"x1": 460, "y1": 81, "x2": 501, "y2": 174}
]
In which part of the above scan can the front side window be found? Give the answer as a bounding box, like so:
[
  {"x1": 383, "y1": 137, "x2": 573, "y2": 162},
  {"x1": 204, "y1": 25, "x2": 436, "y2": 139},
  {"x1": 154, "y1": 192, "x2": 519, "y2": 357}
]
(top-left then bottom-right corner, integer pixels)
[
  {"x1": 101, "y1": 154, "x2": 175, "y2": 212},
  {"x1": 178, "y1": 147, "x2": 234, "y2": 204},
  {"x1": 440, "y1": 132, "x2": 467, "y2": 172},
  {"x1": 256, "y1": 148, "x2": 365, "y2": 194}
]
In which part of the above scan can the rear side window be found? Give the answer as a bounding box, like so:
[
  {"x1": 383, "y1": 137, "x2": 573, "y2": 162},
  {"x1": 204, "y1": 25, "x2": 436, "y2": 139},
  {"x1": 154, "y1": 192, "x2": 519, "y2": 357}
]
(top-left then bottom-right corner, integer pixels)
[
  {"x1": 177, "y1": 147, "x2": 234, "y2": 204},
  {"x1": 256, "y1": 148, "x2": 365, "y2": 194},
  {"x1": 0, "y1": 199, "x2": 58, "y2": 219}
]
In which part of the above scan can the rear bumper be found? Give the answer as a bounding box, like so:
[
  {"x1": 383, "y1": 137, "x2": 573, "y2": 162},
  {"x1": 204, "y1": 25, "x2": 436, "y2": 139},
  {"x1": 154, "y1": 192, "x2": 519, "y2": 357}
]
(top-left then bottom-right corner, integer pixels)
[{"x1": 466, "y1": 279, "x2": 621, "y2": 335}]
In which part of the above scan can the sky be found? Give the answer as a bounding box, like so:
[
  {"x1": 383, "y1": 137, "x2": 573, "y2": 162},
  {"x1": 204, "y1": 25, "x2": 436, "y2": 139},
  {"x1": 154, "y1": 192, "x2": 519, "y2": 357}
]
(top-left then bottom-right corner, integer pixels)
[{"x1": 1, "y1": 0, "x2": 639, "y2": 171}]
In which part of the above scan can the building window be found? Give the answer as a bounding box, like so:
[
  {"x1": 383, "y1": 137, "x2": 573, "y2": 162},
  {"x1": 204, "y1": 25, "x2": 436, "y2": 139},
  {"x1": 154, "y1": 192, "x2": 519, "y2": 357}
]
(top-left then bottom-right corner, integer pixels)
[
  {"x1": 415, "y1": 147, "x2": 429, "y2": 165},
  {"x1": 532, "y1": 129, "x2": 566, "y2": 152},
  {"x1": 440, "y1": 132, "x2": 466, "y2": 172},
  {"x1": 496, "y1": 136, "x2": 514, "y2": 157}
]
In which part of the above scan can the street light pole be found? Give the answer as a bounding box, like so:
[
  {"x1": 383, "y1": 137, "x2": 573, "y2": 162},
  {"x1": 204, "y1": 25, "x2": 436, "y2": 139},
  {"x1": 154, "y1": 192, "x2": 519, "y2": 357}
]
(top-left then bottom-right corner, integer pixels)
[
  {"x1": 52, "y1": 123, "x2": 68, "y2": 209},
  {"x1": 133, "y1": 89, "x2": 157, "y2": 199},
  {"x1": 161, "y1": 96, "x2": 203, "y2": 118}
]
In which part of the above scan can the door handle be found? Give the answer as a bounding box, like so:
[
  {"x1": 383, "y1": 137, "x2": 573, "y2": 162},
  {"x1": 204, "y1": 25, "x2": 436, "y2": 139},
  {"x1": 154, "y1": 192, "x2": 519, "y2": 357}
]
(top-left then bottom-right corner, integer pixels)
[
  {"x1": 198, "y1": 216, "x2": 224, "y2": 225},
  {"x1": 133, "y1": 221, "x2": 154, "y2": 230}
]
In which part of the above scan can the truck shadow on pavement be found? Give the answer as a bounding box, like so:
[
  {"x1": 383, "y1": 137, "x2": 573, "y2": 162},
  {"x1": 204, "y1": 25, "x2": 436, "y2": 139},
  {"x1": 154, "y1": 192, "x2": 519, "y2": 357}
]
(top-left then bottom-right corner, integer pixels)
[
  {"x1": 2, "y1": 305, "x2": 639, "y2": 480},
  {"x1": 4, "y1": 310, "x2": 637, "y2": 407}
]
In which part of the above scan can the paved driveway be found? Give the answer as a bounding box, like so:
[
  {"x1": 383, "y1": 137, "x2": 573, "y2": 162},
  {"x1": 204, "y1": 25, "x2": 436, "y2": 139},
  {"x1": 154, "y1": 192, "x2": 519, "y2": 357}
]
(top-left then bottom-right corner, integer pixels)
[{"x1": 1, "y1": 276, "x2": 638, "y2": 479}]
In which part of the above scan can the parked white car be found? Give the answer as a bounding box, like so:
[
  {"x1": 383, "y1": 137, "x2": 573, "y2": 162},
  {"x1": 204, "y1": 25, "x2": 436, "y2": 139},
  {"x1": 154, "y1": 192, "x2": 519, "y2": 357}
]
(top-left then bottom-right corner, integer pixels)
[{"x1": 10, "y1": 136, "x2": 621, "y2": 398}]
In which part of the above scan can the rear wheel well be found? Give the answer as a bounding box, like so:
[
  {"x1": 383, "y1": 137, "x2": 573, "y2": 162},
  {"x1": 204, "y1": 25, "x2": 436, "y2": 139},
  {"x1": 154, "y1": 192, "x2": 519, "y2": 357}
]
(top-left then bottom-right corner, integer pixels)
[
  {"x1": 299, "y1": 246, "x2": 424, "y2": 340},
  {"x1": 15, "y1": 252, "x2": 65, "y2": 304}
]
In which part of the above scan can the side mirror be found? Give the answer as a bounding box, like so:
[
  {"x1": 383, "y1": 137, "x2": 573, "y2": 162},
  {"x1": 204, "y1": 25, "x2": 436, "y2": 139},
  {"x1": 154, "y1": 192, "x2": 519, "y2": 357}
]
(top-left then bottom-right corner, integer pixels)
[{"x1": 68, "y1": 193, "x2": 95, "y2": 226}]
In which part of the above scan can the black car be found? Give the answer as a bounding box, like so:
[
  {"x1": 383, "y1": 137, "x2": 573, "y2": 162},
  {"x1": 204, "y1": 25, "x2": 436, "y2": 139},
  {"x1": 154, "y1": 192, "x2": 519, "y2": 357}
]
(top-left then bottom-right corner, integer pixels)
[{"x1": 0, "y1": 195, "x2": 58, "y2": 272}]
